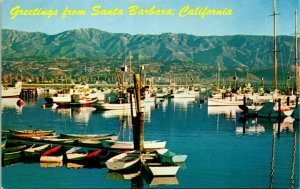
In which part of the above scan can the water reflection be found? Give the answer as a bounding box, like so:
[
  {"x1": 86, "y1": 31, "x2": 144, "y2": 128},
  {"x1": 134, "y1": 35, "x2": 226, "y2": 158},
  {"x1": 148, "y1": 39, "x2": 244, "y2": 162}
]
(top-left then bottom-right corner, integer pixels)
[
  {"x1": 273, "y1": 116, "x2": 294, "y2": 133},
  {"x1": 40, "y1": 162, "x2": 63, "y2": 168},
  {"x1": 1, "y1": 98, "x2": 23, "y2": 113},
  {"x1": 236, "y1": 118, "x2": 265, "y2": 135},
  {"x1": 66, "y1": 162, "x2": 84, "y2": 169},
  {"x1": 144, "y1": 175, "x2": 179, "y2": 186},
  {"x1": 290, "y1": 132, "x2": 297, "y2": 189},
  {"x1": 55, "y1": 107, "x2": 96, "y2": 124},
  {"x1": 173, "y1": 98, "x2": 195, "y2": 111},
  {"x1": 208, "y1": 106, "x2": 241, "y2": 119},
  {"x1": 105, "y1": 169, "x2": 179, "y2": 187},
  {"x1": 117, "y1": 116, "x2": 133, "y2": 141},
  {"x1": 106, "y1": 170, "x2": 141, "y2": 180}
]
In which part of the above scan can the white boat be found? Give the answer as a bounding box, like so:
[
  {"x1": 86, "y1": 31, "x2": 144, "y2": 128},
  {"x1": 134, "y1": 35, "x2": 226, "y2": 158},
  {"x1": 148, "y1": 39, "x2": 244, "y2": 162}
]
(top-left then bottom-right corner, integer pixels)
[
  {"x1": 105, "y1": 150, "x2": 140, "y2": 171},
  {"x1": 101, "y1": 140, "x2": 166, "y2": 150},
  {"x1": 1, "y1": 82, "x2": 22, "y2": 98},
  {"x1": 141, "y1": 153, "x2": 180, "y2": 176},
  {"x1": 173, "y1": 89, "x2": 196, "y2": 98},
  {"x1": 24, "y1": 144, "x2": 52, "y2": 158},
  {"x1": 207, "y1": 98, "x2": 243, "y2": 106},
  {"x1": 45, "y1": 94, "x2": 72, "y2": 104},
  {"x1": 66, "y1": 147, "x2": 89, "y2": 161},
  {"x1": 40, "y1": 146, "x2": 67, "y2": 163}
]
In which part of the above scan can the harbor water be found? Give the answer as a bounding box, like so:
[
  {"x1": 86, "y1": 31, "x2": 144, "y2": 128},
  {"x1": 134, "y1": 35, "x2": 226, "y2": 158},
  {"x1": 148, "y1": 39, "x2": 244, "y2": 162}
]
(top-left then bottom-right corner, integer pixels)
[{"x1": 1, "y1": 97, "x2": 299, "y2": 188}]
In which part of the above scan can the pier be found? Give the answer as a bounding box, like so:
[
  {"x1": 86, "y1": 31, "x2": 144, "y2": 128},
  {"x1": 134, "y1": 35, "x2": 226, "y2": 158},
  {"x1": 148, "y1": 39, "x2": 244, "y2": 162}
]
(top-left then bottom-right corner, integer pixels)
[{"x1": 20, "y1": 88, "x2": 38, "y2": 99}]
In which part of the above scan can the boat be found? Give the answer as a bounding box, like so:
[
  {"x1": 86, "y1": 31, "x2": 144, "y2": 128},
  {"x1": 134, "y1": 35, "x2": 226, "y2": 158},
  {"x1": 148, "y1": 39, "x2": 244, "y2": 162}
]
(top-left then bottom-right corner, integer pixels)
[
  {"x1": 1, "y1": 82, "x2": 22, "y2": 98},
  {"x1": 101, "y1": 140, "x2": 166, "y2": 150},
  {"x1": 83, "y1": 149, "x2": 111, "y2": 167},
  {"x1": 24, "y1": 144, "x2": 52, "y2": 159},
  {"x1": 173, "y1": 88, "x2": 196, "y2": 99},
  {"x1": 2, "y1": 136, "x2": 7, "y2": 149},
  {"x1": 40, "y1": 145, "x2": 67, "y2": 163},
  {"x1": 12, "y1": 132, "x2": 56, "y2": 140},
  {"x1": 66, "y1": 147, "x2": 89, "y2": 161},
  {"x1": 207, "y1": 98, "x2": 243, "y2": 106},
  {"x1": 45, "y1": 84, "x2": 105, "y2": 104},
  {"x1": 45, "y1": 93, "x2": 71, "y2": 104},
  {"x1": 56, "y1": 97, "x2": 98, "y2": 107},
  {"x1": 9, "y1": 129, "x2": 56, "y2": 136},
  {"x1": 141, "y1": 152, "x2": 180, "y2": 176},
  {"x1": 156, "y1": 149, "x2": 187, "y2": 164},
  {"x1": 2, "y1": 142, "x2": 30, "y2": 161},
  {"x1": 38, "y1": 138, "x2": 74, "y2": 145},
  {"x1": 60, "y1": 133, "x2": 118, "y2": 141},
  {"x1": 105, "y1": 150, "x2": 141, "y2": 171}
]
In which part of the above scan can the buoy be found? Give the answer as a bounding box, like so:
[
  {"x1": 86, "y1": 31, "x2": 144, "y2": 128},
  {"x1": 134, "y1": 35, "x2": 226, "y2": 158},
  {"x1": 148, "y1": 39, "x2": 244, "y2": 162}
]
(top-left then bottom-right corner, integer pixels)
[{"x1": 17, "y1": 99, "x2": 24, "y2": 107}]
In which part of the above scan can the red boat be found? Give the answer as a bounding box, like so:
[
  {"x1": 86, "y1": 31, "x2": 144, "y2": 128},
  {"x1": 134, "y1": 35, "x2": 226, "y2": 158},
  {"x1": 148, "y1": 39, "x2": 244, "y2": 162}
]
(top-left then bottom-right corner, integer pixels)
[
  {"x1": 83, "y1": 149, "x2": 110, "y2": 166},
  {"x1": 40, "y1": 146, "x2": 66, "y2": 163}
]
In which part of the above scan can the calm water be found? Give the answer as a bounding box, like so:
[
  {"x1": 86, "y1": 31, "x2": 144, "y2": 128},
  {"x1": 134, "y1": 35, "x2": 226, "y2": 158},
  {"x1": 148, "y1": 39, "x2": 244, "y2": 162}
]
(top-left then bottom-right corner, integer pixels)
[{"x1": 1, "y1": 96, "x2": 299, "y2": 188}]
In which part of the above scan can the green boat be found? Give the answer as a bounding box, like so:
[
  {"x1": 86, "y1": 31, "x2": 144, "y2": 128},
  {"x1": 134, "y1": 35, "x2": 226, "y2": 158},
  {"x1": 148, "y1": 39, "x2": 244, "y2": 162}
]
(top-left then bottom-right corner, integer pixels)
[
  {"x1": 1, "y1": 136, "x2": 7, "y2": 149},
  {"x1": 2, "y1": 143, "x2": 30, "y2": 161},
  {"x1": 60, "y1": 133, "x2": 118, "y2": 141},
  {"x1": 156, "y1": 149, "x2": 187, "y2": 164}
]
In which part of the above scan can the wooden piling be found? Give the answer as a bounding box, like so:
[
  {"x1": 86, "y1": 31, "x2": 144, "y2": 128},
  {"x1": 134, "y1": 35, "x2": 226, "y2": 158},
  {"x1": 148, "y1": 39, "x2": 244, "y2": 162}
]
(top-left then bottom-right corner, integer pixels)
[
  {"x1": 133, "y1": 74, "x2": 144, "y2": 152},
  {"x1": 287, "y1": 96, "x2": 290, "y2": 106},
  {"x1": 278, "y1": 98, "x2": 281, "y2": 119},
  {"x1": 296, "y1": 96, "x2": 299, "y2": 108}
]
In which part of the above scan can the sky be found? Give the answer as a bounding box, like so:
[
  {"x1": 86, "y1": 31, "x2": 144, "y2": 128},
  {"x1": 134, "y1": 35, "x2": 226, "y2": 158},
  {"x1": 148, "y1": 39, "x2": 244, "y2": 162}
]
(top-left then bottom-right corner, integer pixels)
[{"x1": 1, "y1": 0, "x2": 299, "y2": 36}]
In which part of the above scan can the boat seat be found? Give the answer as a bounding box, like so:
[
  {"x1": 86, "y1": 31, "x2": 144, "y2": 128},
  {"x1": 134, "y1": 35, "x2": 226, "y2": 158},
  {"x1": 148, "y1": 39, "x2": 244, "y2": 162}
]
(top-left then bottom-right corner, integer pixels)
[{"x1": 147, "y1": 162, "x2": 161, "y2": 166}]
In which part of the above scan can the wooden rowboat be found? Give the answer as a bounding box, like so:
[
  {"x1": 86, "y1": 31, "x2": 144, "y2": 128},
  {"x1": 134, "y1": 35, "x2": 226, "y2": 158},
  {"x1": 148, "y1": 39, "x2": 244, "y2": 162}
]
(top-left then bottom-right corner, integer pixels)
[
  {"x1": 1, "y1": 136, "x2": 7, "y2": 149},
  {"x1": 40, "y1": 146, "x2": 66, "y2": 163},
  {"x1": 9, "y1": 129, "x2": 56, "y2": 135},
  {"x1": 2, "y1": 143, "x2": 31, "y2": 161},
  {"x1": 60, "y1": 133, "x2": 118, "y2": 141},
  {"x1": 66, "y1": 147, "x2": 89, "y2": 161},
  {"x1": 101, "y1": 140, "x2": 166, "y2": 150},
  {"x1": 141, "y1": 153, "x2": 180, "y2": 176},
  {"x1": 24, "y1": 144, "x2": 52, "y2": 158},
  {"x1": 105, "y1": 150, "x2": 141, "y2": 171},
  {"x1": 156, "y1": 149, "x2": 187, "y2": 164}
]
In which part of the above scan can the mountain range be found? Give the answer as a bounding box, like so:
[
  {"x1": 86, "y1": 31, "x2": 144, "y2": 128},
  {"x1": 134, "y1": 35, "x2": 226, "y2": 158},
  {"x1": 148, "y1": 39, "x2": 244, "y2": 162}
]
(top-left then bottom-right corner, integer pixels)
[{"x1": 2, "y1": 28, "x2": 298, "y2": 82}]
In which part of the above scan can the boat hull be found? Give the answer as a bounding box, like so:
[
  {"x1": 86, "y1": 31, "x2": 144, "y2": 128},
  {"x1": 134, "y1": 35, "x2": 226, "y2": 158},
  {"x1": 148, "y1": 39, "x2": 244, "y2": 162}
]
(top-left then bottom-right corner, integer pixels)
[
  {"x1": 105, "y1": 151, "x2": 140, "y2": 171},
  {"x1": 101, "y1": 140, "x2": 166, "y2": 150}
]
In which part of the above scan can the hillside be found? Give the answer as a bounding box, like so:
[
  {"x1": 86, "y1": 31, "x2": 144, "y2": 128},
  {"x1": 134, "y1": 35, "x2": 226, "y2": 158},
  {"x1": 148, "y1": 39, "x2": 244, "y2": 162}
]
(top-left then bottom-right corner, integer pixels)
[{"x1": 2, "y1": 28, "x2": 298, "y2": 83}]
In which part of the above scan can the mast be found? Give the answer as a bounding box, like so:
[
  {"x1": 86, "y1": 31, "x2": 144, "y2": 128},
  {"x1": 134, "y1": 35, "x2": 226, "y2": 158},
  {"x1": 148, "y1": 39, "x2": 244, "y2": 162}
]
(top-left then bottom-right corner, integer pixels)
[
  {"x1": 273, "y1": 0, "x2": 278, "y2": 90},
  {"x1": 217, "y1": 62, "x2": 220, "y2": 90},
  {"x1": 295, "y1": 9, "x2": 299, "y2": 95},
  {"x1": 129, "y1": 51, "x2": 132, "y2": 86}
]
